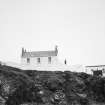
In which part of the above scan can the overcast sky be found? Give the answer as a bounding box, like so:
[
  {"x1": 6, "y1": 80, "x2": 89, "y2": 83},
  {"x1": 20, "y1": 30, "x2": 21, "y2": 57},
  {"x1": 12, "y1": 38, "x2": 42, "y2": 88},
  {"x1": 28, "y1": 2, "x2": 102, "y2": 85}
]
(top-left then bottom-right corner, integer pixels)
[{"x1": 0, "y1": 0, "x2": 105, "y2": 65}]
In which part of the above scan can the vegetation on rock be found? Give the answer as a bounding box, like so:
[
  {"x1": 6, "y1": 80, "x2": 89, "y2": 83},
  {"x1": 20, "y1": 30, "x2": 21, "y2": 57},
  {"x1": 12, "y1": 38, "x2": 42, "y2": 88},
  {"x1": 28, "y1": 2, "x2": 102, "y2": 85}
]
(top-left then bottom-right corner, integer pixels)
[{"x1": 0, "y1": 64, "x2": 105, "y2": 105}]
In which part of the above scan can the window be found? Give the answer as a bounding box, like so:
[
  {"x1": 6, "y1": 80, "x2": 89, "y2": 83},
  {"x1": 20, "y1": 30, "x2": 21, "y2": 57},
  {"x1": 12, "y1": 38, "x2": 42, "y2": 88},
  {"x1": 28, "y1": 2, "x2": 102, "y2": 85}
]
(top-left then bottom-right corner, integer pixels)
[
  {"x1": 27, "y1": 58, "x2": 30, "y2": 63},
  {"x1": 48, "y1": 57, "x2": 51, "y2": 63},
  {"x1": 37, "y1": 58, "x2": 40, "y2": 63}
]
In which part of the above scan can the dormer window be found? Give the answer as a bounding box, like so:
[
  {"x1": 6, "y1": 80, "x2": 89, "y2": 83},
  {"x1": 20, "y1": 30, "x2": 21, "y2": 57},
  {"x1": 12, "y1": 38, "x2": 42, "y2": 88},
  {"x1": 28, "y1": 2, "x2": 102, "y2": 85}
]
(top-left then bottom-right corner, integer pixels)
[
  {"x1": 48, "y1": 57, "x2": 51, "y2": 63},
  {"x1": 37, "y1": 58, "x2": 40, "y2": 63},
  {"x1": 27, "y1": 58, "x2": 30, "y2": 63}
]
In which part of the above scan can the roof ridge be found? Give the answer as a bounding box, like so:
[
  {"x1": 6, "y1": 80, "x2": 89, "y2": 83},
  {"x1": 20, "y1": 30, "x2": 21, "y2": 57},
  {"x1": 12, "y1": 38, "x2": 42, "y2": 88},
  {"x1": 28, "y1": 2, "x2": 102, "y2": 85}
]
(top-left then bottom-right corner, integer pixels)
[
  {"x1": 22, "y1": 50, "x2": 57, "y2": 58},
  {"x1": 25, "y1": 50, "x2": 55, "y2": 53}
]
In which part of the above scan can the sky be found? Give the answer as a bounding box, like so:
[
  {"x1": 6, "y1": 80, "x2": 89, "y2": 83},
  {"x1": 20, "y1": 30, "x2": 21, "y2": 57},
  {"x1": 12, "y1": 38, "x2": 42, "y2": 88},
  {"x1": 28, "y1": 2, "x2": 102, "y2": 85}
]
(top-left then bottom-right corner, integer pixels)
[{"x1": 0, "y1": 0, "x2": 105, "y2": 66}]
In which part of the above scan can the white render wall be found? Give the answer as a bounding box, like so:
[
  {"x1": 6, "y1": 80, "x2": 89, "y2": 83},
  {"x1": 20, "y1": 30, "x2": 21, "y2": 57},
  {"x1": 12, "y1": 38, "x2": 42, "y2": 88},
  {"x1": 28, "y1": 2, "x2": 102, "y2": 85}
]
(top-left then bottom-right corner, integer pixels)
[
  {"x1": 21, "y1": 56, "x2": 58, "y2": 66},
  {"x1": 21, "y1": 56, "x2": 70, "y2": 71},
  {"x1": 20, "y1": 56, "x2": 86, "y2": 72}
]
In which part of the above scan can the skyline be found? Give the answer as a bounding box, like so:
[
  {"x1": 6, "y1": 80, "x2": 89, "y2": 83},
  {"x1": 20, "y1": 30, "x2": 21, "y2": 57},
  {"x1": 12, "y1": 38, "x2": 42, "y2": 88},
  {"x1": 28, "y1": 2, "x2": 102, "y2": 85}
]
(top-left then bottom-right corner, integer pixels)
[{"x1": 0, "y1": 0, "x2": 105, "y2": 66}]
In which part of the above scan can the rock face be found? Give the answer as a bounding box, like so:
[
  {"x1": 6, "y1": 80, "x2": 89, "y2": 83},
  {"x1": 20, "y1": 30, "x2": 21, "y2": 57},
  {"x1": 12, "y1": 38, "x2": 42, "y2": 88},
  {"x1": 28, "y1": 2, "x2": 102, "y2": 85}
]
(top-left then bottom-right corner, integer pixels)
[{"x1": 0, "y1": 64, "x2": 105, "y2": 105}]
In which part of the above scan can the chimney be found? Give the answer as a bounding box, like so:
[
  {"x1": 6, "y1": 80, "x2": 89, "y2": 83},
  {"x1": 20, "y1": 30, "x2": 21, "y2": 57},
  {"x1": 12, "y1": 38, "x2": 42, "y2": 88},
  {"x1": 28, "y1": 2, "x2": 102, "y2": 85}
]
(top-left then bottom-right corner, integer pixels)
[
  {"x1": 22, "y1": 47, "x2": 25, "y2": 57},
  {"x1": 24, "y1": 49, "x2": 26, "y2": 52}
]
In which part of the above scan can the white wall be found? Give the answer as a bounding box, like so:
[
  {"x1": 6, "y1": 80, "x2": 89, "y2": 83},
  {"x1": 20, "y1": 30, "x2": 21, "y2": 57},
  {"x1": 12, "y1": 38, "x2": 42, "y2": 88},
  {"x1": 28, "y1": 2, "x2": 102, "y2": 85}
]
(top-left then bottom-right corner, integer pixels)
[{"x1": 21, "y1": 56, "x2": 58, "y2": 66}]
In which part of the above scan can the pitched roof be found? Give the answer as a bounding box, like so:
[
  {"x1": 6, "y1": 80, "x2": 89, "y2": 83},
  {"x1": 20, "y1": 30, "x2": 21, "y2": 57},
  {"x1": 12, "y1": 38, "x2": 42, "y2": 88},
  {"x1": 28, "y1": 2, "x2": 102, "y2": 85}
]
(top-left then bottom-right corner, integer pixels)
[{"x1": 22, "y1": 50, "x2": 58, "y2": 58}]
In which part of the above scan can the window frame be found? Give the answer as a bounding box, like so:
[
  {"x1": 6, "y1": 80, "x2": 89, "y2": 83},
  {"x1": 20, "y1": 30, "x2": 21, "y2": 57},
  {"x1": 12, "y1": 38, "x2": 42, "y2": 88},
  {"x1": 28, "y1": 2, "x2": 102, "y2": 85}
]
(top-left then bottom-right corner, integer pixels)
[
  {"x1": 37, "y1": 57, "x2": 41, "y2": 64},
  {"x1": 48, "y1": 57, "x2": 51, "y2": 64},
  {"x1": 27, "y1": 58, "x2": 30, "y2": 63}
]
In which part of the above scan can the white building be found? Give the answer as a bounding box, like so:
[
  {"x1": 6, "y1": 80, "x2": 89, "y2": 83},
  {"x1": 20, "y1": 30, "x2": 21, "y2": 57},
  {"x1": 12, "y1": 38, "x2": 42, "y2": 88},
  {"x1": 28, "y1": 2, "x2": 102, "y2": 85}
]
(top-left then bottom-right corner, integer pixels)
[
  {"x1": 20, "y1": 46, "x2": 70, "y2": 71},
  {"x1": 21, "y1": 46, "x2": 58, "y2": 65}
]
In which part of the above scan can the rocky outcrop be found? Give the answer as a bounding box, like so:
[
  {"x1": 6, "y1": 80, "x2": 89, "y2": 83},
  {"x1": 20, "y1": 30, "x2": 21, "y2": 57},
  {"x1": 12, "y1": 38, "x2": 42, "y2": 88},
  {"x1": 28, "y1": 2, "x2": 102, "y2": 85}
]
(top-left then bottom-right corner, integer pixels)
[{"x1": 0, "y1": 64, "x2": 105, "y2": 105}]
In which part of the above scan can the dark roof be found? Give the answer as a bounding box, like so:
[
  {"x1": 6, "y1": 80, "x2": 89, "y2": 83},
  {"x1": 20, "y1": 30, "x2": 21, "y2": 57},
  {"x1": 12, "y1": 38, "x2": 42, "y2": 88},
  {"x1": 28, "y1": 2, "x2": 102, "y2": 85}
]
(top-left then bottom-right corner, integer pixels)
[
  {"x1": 22, "y1": 50, "x2": 58, "y2": 58},
  {"x1": 86, "y1": 65, "x2": 105, "y2": 67}
]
